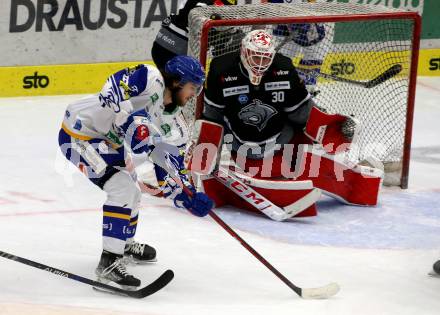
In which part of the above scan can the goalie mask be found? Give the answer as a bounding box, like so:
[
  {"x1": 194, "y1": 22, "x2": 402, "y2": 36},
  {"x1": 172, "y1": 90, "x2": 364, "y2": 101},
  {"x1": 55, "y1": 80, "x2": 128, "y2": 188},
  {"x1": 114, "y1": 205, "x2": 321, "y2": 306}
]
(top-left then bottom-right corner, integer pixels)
[{"x1": 240, "y1": 30, "x2": 275, "y2": 85}]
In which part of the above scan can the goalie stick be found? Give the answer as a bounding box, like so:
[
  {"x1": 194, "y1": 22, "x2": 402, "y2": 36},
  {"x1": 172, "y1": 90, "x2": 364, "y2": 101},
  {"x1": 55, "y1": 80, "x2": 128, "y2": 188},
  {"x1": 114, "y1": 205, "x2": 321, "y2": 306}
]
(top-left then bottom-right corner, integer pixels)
[
  {"x1": 0, "y1": 250, "x2": 174, "y2": 299},
  {"x1": 212, "y1": 166, "x2": 321, "y2": 221},
  {"x1": 152, "y1": 150, "x2": 340, "y2": 299}
]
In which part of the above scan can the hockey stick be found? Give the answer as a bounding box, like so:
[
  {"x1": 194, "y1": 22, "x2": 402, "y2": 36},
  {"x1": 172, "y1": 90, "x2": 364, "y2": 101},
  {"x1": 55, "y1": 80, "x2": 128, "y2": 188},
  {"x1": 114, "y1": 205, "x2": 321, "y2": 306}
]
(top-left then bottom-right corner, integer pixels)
[
  {"x1": 0, "y1": 250, "x2": 174, "y2": 299},
  {"x1": 296, "y1": 64, "x2": 402, "y2": 89},
  {"x1": 137, "y1": 165, "x2": 319, "y2": 221},
  {"x1": 212, "y1": 167, "x2": 321, "y2": 221},
  {"x1": 274, "y1": 27, "x2": 402, "y2": 89},
  {"x1": 151, "y1": 150, "x2": 340, "y2": 299},
  {"x1": 206, "y1": 210, "x2": 340, "y2": 299}
]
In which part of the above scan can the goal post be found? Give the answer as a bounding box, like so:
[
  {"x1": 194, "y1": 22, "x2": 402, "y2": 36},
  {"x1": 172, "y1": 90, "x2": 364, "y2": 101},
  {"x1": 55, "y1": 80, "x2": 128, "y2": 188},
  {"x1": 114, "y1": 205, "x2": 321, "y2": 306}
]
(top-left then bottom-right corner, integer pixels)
[{"x1": 187, "y1": 2, "x2": 421, "y2": 188}]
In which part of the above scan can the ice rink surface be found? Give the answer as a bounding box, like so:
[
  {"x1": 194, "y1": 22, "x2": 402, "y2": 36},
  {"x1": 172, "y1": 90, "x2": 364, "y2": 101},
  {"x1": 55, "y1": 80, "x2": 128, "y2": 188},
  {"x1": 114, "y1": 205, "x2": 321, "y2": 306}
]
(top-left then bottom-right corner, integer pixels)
[{"x1": 0, "y1": 77, "x2": 439, "y2": 314}]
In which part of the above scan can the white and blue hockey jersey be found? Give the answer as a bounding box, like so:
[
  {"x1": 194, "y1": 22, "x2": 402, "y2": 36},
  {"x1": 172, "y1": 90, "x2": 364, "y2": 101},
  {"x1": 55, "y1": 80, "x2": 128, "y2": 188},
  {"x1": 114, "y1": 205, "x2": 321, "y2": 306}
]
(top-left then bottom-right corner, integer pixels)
[{"x1": 62, "y1": 64, "x2": 188, "y2": 149}]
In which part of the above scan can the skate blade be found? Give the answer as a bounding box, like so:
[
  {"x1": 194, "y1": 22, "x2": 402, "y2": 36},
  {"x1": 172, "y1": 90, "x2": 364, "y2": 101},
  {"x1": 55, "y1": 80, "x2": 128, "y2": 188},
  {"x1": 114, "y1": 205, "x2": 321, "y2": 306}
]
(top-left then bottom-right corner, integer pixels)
[
  {"x1": 428, "y1": 270, "x2": 440, "y2": 278},
  {"x1": 132, "y1": 258, "x2": 158, "y2": 265},
  {"x1": 92, "y1": 286, "x2": 138, "y2": 297},
  {"x1": 125, "y1": 256, "x2": 158, "y2": 265},
  {"x1": 93, "y1": 278, "x2": 139, "y2": 293}
]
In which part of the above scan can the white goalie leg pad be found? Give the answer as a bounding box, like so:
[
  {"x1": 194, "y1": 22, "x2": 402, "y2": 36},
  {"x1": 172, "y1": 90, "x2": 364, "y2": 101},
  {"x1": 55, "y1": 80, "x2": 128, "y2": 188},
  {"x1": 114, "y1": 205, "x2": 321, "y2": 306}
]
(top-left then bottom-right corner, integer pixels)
[
  {"x1": 227, "y1": 169, "x2": 320, "y2": 218},
  {"x1": 201, "y1": 167, "x2": 320, "y2": 220},
  {"x1": 185, "y1": 119, "x2": 224, "y2": 175},
  {"x1": 304, "y1": 106, "x2": 361, "y2": 154}
]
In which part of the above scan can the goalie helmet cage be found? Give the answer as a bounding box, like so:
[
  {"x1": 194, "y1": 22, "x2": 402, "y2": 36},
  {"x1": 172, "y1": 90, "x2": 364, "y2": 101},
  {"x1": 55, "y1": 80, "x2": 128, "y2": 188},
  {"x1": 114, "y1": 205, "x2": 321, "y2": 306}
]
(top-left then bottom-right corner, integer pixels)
[{"x1": 187, "y1": 2, "x2": 421, "y2": 189}]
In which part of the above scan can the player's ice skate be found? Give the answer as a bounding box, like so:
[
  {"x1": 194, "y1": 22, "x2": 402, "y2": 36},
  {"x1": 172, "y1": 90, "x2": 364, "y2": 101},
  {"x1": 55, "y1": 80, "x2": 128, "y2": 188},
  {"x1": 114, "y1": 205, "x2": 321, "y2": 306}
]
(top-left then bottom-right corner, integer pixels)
[
  {"x1": 95, "y1": 251, "x2": 141, "y2": 291},
  {"x1": 124, "y1": 241, "x2": 157, "y2": 264},
  {"x1": 428, "y1": 260, "x2": 440, "y2": 278}
]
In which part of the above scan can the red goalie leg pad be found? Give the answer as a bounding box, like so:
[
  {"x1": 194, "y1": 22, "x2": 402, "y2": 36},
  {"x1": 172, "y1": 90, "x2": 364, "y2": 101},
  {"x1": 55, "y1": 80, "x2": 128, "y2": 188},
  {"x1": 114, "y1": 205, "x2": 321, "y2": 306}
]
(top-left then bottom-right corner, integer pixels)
[
  {"x1": 200, "y1": 174, "x2": 318, "y2": 217},
  {"x1": 296, "y1": 145, "x2": 383, "y2": 206},
  {"x1": 304, "y1": 106, "x2": 356, "y2": 154},
  {"x1": 185, "y1": 120, "x2": 224, "y2": 175}
]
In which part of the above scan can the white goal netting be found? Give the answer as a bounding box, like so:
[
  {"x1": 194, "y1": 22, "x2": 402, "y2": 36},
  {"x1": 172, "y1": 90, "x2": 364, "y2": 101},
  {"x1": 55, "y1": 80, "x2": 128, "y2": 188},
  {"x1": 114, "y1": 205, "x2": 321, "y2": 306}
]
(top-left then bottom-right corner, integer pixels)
[{"x1": 186, "y1": 2, "x2": 420, "y2": 187}]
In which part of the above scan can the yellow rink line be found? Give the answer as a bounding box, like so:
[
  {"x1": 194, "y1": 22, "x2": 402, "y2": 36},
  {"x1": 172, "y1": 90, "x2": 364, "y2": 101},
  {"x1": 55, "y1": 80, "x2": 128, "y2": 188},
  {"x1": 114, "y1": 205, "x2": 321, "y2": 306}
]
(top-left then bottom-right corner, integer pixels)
[{"x1": 0, "y1": 48, "x2": 439, "y2": 98}]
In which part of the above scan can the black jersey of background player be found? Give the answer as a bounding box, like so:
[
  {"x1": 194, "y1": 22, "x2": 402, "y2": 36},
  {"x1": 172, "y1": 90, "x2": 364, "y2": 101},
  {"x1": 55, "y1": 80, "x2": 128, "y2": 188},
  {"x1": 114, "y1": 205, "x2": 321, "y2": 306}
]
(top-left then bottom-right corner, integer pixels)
[
  {"x1": 169, "y1": 0, "x2": 213, "y2": 32},
  {"x1": 152, "y1": 0, "x2": 237, "y2": 69},
  {"x1": 204, "y1": 52, "x2": 310, "y2": 144},
  {"x1": 152, "y1": 0, "x2": 214, "y2": 69}
]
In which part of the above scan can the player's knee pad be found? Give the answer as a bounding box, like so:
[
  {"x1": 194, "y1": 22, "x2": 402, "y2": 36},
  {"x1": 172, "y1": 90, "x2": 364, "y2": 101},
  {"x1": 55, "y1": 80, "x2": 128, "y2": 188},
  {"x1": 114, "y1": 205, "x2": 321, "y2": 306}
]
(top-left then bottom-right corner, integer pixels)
[{"x1": 103, "y1": 171, "x2": 141, "y2": 210}]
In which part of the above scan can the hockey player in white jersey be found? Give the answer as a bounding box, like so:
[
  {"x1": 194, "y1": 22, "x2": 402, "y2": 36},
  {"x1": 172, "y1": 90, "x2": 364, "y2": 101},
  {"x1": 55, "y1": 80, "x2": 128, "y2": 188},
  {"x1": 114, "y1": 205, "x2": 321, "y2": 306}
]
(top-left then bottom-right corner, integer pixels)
[{"x1": 58, "y1": 55, "x2": 213, "y2": 290}]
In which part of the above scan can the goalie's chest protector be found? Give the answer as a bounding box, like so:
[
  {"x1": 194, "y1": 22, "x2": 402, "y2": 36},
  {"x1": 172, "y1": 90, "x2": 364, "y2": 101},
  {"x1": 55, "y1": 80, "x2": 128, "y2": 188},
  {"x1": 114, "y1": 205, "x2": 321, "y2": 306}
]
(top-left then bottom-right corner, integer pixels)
[{"x1": 212, "y1": 54, "x2": 308, "y2": 142}]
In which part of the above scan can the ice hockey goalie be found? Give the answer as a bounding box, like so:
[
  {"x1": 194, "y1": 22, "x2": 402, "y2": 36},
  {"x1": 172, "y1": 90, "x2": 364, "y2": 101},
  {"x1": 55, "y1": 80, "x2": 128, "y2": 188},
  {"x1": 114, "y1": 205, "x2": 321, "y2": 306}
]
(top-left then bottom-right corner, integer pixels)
[{"x1": 187, "y1": 29, "x2": 383, "y2": 221}]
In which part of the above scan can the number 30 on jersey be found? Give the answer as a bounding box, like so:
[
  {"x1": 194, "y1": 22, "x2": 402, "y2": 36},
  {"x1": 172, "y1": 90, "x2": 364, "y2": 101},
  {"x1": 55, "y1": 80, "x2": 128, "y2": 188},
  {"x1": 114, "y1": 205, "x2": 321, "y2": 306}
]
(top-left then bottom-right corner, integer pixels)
[{"x1": 271, "y1": 91, "x2": 285, "y2": 102}]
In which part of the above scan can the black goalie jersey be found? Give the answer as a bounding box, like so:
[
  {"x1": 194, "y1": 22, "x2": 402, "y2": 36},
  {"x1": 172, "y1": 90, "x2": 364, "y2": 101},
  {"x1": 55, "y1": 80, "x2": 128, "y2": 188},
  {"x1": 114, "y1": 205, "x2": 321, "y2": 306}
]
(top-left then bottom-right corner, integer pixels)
[{"x1": 203, "y1": 52, "x2": 311, "y2": 144}]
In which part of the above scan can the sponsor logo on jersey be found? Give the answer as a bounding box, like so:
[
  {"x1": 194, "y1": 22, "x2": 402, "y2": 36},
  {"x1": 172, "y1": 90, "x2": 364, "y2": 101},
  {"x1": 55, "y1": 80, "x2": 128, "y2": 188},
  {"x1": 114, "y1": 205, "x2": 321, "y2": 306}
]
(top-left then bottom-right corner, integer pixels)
[
  {"x1": 238, "y1": 94, "x2": 248, "y2": 104},
  {"x1": 273, "y1": 70, "x2": 289, "y2": 76},
  {"x1": 161, "y1": 124, "x2": 171, "y2": 135},
  {"x1": 330, "y1": 59, "x2": 355, "y2": 75},
  {"x1": 264, "y1": 81, "x2": 290, "y2": 91},
  {"x1": 120, "y1": 79, "x2": 136, "y2": 99},
  {"x1": 222, "y1": 75, "x2": 238, "y2": 82},
  {"x1": 150, "y1": 93, "x2": 159, "y2": 104},
  {"x1": 156, "y1": 31, "x2": 176, "y2": 47},
  {"x1": 223, "y1": 85, "x2": 249, "y2": 97},
  {"x1": 135, "y1": 125, "x2": 150, "y2": 141},
  {"x1": 105, "y1": 130, "x2": 123, "y2": 146},
  {"x1": 238, "y1": 99, "x2": 277, "y2": 132},
  {"x1": 99, "y1": 88, "x2": 120, "y2": 113},
  {"x1": 73, "y1": 119, "x2": 82, "y2": 131},
  {"x1": 134, "y1": 115, "x2": 151, "y2": 125},
  {"x1": 429, "y1": 57, "x2": 440, "y2": 71},
  {"x1": 23, "y1": 71, "x2": 49, "y2": 89},
  {"x1": 155, "y1": 78, "x2": 164, "y2": 87}
]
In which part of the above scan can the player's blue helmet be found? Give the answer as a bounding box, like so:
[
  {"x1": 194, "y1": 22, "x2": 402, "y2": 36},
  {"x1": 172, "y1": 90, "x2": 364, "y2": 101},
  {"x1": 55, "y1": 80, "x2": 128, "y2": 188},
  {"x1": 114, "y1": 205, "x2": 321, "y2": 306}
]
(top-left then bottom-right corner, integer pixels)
[{"x1": 164, "y1": 55, "x2": 205, "y2": 88}]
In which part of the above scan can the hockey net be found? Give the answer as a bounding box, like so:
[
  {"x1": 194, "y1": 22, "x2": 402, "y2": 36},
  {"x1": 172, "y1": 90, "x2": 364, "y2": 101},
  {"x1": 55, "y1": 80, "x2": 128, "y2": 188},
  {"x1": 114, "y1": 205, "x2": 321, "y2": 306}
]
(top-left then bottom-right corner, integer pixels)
[{"x1": 186, "y1": 2, "x2": 420, "y2": 188}]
